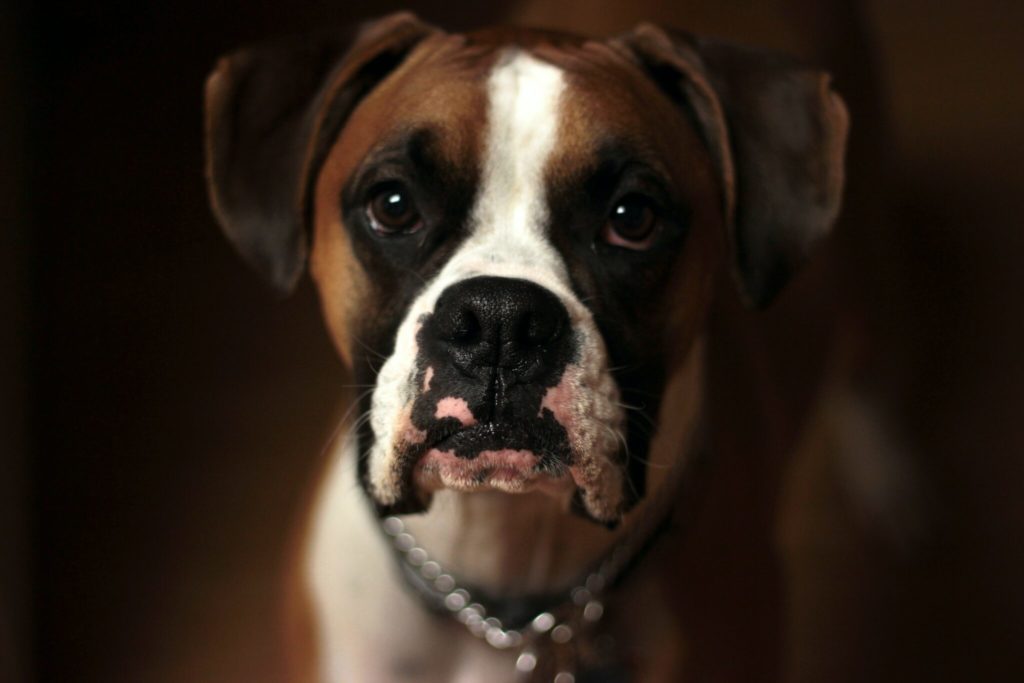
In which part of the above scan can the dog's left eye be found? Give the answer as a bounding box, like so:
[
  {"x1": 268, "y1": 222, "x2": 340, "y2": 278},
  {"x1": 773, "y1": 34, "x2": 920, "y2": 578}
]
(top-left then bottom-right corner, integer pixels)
[
  {"x1": 366, "y1": 182, "x2": 423, "y2": 235},
  {"x1": 602, "y1": 194, "x2": 659, "y2": 249}
]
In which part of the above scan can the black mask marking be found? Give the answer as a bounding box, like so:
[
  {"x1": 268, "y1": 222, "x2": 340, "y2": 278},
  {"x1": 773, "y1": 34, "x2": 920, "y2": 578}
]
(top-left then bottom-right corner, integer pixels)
[{"x1": 543, "y1": 143, "x2": 696, "y2": 507}]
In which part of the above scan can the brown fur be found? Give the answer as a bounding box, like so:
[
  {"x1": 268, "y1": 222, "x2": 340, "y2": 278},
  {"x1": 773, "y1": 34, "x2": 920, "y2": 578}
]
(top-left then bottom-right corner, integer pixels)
[
  {"x1": 311, "y1": 33, "x2": 491, "y2": 363},
  {"x1": 204, "y1": 14, "x2": 848, "y2": 681}
]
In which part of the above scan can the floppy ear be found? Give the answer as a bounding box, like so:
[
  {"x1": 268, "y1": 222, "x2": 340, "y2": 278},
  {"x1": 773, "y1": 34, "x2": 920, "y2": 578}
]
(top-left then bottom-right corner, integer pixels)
[
  {"x1": 612, "y1": 24, "x2": 849, "y2": 308},
  {"x1": 204, "y1": 12, "x2": 438, "y2": 292}
]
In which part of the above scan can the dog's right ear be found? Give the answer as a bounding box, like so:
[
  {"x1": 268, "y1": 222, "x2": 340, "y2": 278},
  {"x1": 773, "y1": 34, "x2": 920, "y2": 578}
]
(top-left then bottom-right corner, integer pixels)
[
  {"x1": 612, "y1": 24, "x2": 849, "y2": 309},
  {"x1": 204, "y1": 13, "x2": 438, "y2": 293}
]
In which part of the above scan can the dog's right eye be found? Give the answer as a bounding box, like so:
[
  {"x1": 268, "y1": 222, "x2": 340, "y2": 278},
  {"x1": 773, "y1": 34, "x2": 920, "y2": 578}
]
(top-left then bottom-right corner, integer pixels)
[
  {"x1": 602, "y1": 194, "x2": 659, "y2": 250},
  {"x1": 366, "y1": 182, "x2": 423, "y2": 235}
]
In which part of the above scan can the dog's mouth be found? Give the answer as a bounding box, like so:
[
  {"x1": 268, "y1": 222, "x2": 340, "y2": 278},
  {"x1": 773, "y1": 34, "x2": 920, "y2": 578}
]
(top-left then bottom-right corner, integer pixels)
[
  {"x1": 410, "y1": 421, "x2": 574, "y2": 496},
  {"x1": 366, "y1": 291, "x2": 631, "y2": 523}
]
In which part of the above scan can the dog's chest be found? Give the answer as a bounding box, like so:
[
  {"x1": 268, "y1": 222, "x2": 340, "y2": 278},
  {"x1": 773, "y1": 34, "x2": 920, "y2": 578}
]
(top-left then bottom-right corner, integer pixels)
[{"x1": 303, "y1": 438, "x2": 685, "y2": 682}]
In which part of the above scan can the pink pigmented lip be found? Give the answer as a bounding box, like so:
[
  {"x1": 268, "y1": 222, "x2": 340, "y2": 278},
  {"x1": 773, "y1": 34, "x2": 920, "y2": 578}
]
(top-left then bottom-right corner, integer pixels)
[
  {"x1": 434, "y1": 396, "x2": 477, "y2": 426},
  {"x1": 413, "y1": 447, "x2": 571, "y2": 495},
  {"x1": 539, "y1": 373, "x2": 575, "y2": 428}
]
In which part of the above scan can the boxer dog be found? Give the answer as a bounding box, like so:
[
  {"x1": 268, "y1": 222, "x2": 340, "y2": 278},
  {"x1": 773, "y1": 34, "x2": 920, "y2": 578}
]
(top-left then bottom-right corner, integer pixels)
[{"x1": 204, "y1": 12, "x2": 847, "y2": 682}]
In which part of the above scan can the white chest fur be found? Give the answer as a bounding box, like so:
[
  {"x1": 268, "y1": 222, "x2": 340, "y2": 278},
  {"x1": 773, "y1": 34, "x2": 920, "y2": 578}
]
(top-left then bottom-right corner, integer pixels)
[
  {"x1": 304, "y1": 433, "x2": 688, "y2": 683},
  {"x1": 306, "y1": 435, "x2": 525, "y2": 682}
]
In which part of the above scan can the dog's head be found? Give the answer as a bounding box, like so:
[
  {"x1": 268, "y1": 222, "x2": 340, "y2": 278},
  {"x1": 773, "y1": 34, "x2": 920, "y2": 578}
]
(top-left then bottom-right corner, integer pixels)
[{"x1": 204, "y1": 13, "x2": 847, "y2": 525}]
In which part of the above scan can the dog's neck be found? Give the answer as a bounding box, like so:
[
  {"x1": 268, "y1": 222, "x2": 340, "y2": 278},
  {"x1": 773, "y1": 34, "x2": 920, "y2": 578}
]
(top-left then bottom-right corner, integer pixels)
[
  {"x1": 400, "y1": 340, "x2": 706, "y2": 597},
  {"x1": 401, "y1": 486, "x2": 615, "y2": 596}
]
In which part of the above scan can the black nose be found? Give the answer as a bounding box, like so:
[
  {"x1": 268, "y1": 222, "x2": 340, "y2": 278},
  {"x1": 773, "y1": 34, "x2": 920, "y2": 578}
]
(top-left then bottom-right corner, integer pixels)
[{"x1": 431, "y1": 276, "x2": 571, "y2": 379}]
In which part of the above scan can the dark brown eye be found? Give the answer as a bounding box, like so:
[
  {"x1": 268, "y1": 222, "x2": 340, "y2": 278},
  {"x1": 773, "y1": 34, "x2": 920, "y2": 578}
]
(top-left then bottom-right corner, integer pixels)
[
  {"x1": 366, "y1": 182, "x2": 422, "y2": 235},
  {"x1": 603, "y1": 194, "x2": 658, "y2": 249}
]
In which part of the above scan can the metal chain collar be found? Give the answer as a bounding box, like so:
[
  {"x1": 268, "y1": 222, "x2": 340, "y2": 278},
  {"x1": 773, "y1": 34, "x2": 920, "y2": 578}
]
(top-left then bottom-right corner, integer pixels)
[
  {"x1": 378, "y1": 459, "x2": 693, "y2": 682},
  {"x1": 377, "y1": 421, "x2": 705, "y2": 681},
  {"x1": 381, "y1": 513, "x2": 626, "y2": 681}
]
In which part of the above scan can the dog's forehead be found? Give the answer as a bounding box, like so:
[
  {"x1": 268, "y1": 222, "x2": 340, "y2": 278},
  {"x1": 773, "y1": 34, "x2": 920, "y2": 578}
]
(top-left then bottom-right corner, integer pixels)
[
  {"x1": 318, "y1": 35, "x2": 492, "y2": 184},
  {"x1": 329, "y1": 33, "x2": 693, "y2": 190}
]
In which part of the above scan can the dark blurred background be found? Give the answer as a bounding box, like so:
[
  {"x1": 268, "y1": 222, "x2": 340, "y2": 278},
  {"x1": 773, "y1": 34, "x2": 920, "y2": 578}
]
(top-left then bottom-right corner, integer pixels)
[{"x1": 2, "y1": 1, "x2": 1022, "y2": 681}]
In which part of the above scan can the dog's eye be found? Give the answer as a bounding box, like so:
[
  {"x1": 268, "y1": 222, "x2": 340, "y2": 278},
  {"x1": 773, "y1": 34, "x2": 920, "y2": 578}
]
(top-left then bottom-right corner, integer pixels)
[
  {"x1": 603, "y1": 194, "x2": 658, "y2": 249},
  {"x1": 366, "y1": 182, "x2": 422, "y2": 235}
]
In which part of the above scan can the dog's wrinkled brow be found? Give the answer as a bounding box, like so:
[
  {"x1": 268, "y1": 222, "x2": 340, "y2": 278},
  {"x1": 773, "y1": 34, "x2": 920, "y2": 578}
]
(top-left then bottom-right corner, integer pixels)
[
  {"x1": 341, "y1": 126, "x2": 447, "y2": 205},
  {"x1": 576, "y1": 142, "x2": 675, "y2": 199}
]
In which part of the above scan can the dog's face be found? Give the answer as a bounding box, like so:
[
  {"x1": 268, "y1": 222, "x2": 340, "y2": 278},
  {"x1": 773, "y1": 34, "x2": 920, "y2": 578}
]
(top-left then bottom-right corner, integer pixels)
[
  {"x1": 204, "y1": 14, "x2": 848, "y2": 525},
  {"x1": 311, "y1": 34, "x2": 723, "y2": 522}
]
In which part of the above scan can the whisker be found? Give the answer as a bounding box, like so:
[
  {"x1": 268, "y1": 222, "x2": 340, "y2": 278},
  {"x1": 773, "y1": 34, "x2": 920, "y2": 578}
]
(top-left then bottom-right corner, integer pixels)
[
  {"x1": 606, "y1": 363, "x2": 638, "y2": 374},
  {"x1": 605, "y1": 423, "x2": 668, "y2": 472},
  {"x1": 350, "y1": 332, "x2": 389, "y2": 362},
  {"x1": 350, "y1": 414, "x2": 374, "y2": 442},
  {"x1": 628, "y1": 455, "x2": 669, "y2": 469},
  {"x1": 614, "y1": 400, "x2": 659, "y2": 433},
  {"x1": 364, "y1": 356, "x2": 383, "y2": 376},
  {"x1": 398, "y1": 264, "x2": 429, "y2": 287},
  {"x1": 316, "y1": 395, "x2": 371, "y2": 467},
  {"x1": 616, "y1": 385, "x2": 663, "y2": 400}
]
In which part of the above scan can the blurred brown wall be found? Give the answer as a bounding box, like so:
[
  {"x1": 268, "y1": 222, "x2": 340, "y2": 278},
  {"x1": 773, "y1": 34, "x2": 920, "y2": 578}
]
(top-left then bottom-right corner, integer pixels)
[
  {"x1": 2, "y1": 3, "x2": 31, "y2": 682},
  {"x1": 6, "y1": 1, "x2": 1023, "y2": 682}
]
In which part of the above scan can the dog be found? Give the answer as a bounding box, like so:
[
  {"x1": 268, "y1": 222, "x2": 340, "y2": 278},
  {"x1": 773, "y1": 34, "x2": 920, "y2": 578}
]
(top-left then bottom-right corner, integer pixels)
[{"x1": 204, "y1": 12, "x2": 847, "y2": 682}]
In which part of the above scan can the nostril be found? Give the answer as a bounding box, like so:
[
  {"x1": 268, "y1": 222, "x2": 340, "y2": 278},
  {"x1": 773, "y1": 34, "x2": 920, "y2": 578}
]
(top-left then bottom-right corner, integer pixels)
[
  {"x1": 519, "y1": 310, "x2": 562, "y2": 348},
  {"x1": 445, "y1": 307, "x2": 481, "y2": 346},
  {"x1": 431, "y1": 276, "x2": 571, "y2": 373}
]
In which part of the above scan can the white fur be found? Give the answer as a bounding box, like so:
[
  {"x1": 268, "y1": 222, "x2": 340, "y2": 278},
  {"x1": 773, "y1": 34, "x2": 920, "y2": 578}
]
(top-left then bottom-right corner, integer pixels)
[
  {"x1": 307, "y1": 436, "x2": 511, "y2": 681},
  {"x1": 366, "y1": 51, "x2": 626, "y2": 518},
  {"x1": 467, "y1": 48, "x2": 569, "y2": 275}
]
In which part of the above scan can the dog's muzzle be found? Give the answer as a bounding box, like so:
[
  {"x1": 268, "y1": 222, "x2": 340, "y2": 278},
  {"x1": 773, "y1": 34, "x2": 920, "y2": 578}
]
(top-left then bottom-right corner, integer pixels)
[
  {"x1": 411, "y1": 276, "x2": 576, "y2": 492},
  {"x1": 366, "y1": 272, "x2": 628, "y2": 524}
]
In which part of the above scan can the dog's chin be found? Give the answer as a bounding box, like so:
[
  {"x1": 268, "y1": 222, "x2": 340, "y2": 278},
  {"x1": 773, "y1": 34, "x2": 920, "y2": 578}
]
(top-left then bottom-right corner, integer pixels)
[
  {"x1": 368, "y1": 429, "x2": 628, "y2": 525},
  {"x1": 367, "y1": 402, "x2": 631, "y2": 523},
  {"x1": 413, "y1": 448, "x2": 575, "y2": 498}
]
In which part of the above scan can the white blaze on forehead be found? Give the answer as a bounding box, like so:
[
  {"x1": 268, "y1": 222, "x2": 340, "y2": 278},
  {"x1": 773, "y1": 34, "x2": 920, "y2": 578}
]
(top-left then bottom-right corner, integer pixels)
[{"x1": 468, "y1": 50, "x2": 567, "y2": 275}]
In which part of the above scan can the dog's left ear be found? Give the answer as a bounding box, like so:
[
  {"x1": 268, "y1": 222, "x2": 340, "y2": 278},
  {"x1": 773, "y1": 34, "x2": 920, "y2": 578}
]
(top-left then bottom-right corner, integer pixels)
[
  {"x1": 204, "y1": 13, "x2": 438, "y2": 292},
  {"x1": 613, "y1": 24, "x2": 849, "y2": 308}
]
